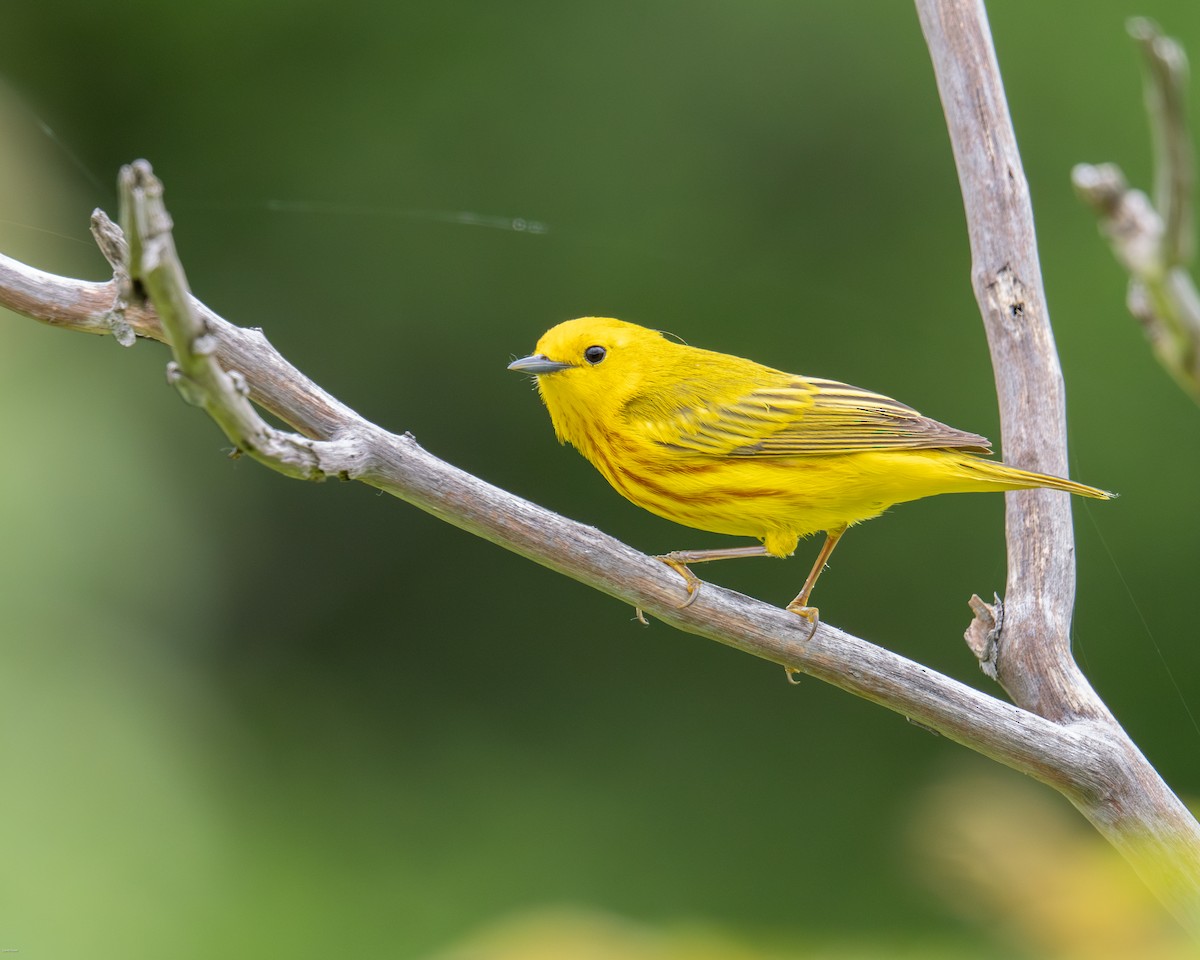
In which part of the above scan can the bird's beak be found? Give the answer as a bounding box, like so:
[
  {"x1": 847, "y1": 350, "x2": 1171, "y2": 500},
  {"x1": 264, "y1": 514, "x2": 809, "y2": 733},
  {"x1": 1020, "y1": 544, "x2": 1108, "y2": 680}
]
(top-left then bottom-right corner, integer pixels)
[{"x1": 507, "y1": 354, "x2": 573, "y2": 374}]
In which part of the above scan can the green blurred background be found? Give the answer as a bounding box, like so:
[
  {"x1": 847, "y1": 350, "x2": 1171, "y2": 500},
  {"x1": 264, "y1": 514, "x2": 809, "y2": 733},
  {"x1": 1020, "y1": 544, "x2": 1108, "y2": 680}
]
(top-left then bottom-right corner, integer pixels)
[{"x1": 2, "y1": 2, "x2": 1198, "y2": 957}]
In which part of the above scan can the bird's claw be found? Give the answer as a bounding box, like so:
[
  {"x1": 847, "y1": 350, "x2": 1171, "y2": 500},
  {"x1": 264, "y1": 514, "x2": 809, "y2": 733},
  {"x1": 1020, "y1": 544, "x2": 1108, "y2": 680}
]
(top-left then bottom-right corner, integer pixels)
[
  {"x1": 785, "y1": 601, "x2": 820, "y2": 641},
  {"x1": 656, "y1": 554, "x2": 702, "y2": 608},
  {"x1": 781, "y1": 603, "x2": 819, "y2": 681}
]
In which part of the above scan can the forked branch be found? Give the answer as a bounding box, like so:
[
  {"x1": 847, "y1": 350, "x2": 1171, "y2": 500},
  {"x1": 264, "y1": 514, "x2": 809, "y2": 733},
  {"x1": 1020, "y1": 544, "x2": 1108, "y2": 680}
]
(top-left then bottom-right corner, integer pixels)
[{"x1": 917, "y1": 2, "x2": 1200, "y2": 929}]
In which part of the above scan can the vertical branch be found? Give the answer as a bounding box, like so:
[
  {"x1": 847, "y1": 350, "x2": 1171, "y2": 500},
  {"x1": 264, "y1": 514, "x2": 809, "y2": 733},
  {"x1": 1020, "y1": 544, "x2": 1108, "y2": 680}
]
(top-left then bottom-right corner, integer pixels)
[
  {"x1": 1130, "y1": 17, "x2": 1194, "y2": 268},
  {"x1": 1074, "y1": 19, "x2": 1200, "y2": 403},
  {"x1": 915, "y1": 0, "x2": 1108, "y2": 723},
  {"x1": 917, "y1": 1, "x2": 1200, "y2": 934}
]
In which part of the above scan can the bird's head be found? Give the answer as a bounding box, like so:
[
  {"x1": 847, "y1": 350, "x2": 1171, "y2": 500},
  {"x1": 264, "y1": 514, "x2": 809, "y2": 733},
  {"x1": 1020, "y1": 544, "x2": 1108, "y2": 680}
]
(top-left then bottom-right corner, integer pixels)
[{"x1": 508, "y1": 316, "x2": 666, "y2": 446}]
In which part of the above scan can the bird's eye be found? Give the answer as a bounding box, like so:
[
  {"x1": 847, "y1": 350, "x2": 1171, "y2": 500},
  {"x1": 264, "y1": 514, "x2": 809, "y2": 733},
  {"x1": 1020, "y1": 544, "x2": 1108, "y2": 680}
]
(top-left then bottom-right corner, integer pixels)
[{"x1": 584, "y1": 345, "x2": 607, "y2": 365}]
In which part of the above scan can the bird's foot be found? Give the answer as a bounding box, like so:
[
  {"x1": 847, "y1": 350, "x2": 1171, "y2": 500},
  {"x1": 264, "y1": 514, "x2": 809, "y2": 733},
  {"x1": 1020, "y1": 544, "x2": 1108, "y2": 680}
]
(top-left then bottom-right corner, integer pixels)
[
  {"x1": 785, "y1": 600, "x2": 820, "y2": 640},
  {"x1": 782, "y1": 602, "x2": 819, "y2": 681},
  {"x1": 656, "y1": 553, "x2": 703, "y2": 608},
  {"x1": 785, "y1": 600, "x2": 819, "y2": 621}
]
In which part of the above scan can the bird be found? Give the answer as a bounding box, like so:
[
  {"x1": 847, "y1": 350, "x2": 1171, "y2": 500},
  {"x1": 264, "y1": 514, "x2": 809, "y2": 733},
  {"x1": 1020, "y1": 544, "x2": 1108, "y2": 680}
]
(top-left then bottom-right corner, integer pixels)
[{"x1": 508, "y1": 316, "x2": 1113, "y2": 623}]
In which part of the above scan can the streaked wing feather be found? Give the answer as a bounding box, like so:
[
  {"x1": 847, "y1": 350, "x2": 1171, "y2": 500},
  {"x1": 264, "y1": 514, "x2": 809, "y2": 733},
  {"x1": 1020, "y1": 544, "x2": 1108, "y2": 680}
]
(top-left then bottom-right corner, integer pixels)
[{"x1": 657, "y1": 376, "x2": 992, "y2": 457}]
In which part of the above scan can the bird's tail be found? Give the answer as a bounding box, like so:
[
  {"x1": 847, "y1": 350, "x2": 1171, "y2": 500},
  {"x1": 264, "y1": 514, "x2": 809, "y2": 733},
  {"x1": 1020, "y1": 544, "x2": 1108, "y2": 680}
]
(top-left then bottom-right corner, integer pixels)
[{"x1": 958, "y1": 456, "x2": 1115, "y2": 500}]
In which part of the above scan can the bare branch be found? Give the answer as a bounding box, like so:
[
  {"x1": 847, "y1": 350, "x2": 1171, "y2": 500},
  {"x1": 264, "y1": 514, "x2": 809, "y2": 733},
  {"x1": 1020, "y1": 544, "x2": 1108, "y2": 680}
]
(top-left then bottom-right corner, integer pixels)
[
  {"x1": 1074, "y1": 18, "x2": 1200, "y2": 402},
  {"x1": 918, "y1": 0, "x2": 1200, "y2": 932},
  {"x1": 116, "y1": 161, "x2": 328, "y2": 480},
  {"x1": 1129, "y1": 17, "x2": 1194, "y2": 267},
  {"x1": 916, "y1": 0, "x2": 1101, "y2": 721}
]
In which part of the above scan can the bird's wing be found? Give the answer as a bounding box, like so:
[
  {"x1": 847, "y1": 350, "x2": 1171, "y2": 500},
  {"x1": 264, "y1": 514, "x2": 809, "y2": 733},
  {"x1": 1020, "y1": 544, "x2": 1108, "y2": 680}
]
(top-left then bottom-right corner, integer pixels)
[{"x1": 642, "y1": 376, "x2": 992, "y2": 457}]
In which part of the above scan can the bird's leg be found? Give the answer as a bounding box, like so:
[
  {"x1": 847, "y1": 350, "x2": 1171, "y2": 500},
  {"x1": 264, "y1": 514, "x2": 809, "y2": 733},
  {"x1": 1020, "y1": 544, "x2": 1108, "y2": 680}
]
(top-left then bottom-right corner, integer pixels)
[
  {"x1": 785, "y1": 526, "x2": 847, "y2": 624},
  {"x1": 655, "y1": 545, "x2": 771, "y2": 607}
]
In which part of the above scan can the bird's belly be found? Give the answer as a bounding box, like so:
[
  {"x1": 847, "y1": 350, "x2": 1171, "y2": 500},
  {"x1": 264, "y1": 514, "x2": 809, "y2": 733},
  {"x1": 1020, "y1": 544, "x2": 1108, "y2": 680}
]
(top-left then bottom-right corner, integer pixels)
[{"x1": 598, "y1": 450, "x2": 908, "y2": 552}]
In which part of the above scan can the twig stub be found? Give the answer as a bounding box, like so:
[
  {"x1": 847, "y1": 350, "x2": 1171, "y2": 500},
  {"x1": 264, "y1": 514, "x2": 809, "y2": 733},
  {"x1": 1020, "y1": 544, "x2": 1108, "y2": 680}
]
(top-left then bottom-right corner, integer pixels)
[{"x1": 964, "y1": 592, "x2": 1003, "y2": 680}]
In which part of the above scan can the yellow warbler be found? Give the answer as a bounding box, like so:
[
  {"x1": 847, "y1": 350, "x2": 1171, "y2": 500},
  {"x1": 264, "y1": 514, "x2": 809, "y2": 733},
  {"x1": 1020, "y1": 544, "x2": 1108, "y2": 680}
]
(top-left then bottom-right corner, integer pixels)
[{"x1": 509, "y1": 317, "x2": 1113, "y2": 620}]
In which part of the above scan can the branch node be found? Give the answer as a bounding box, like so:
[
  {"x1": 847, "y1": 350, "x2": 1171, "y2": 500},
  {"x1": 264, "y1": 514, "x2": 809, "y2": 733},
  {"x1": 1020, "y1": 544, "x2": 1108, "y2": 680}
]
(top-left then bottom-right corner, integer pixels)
[
  {"x1": 1071, "y1": 162, "x2": 1127, "y2": 214},
  {"x1": 88, "y1": 209, "x2": 140, "y2": 346},
  {"x1": 191, "y1": 332, "x2": 219, "y2": 357},
  {"x1": 90, "y1": 208, "x2": 129, "y2": 274},
  {"x1": 965, "y1": 592, "x2": 1004, "y2": 680},
  {"x1": 227, "y1": 369, "x2": 250, "y2": 398},
  {"x1": 105, "y1": 311, "x2": 138, "y2": 348},
  {"x1": 980, "y1": 265, "x2": 1031, "y2": 334},
  {"x1": 165, "y1": 361, "x2": 206, "y2": 408},
  {"x1": 1073, "y1": 164, "x2": 1165, "y2": 277}
]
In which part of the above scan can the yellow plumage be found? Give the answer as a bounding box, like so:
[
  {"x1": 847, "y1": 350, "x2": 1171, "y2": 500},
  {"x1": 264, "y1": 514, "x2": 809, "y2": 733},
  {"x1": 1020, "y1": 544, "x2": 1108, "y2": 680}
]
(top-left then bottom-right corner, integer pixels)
[{"x1": 509, "y1": 317, "x2": 1112, "y2": 618}]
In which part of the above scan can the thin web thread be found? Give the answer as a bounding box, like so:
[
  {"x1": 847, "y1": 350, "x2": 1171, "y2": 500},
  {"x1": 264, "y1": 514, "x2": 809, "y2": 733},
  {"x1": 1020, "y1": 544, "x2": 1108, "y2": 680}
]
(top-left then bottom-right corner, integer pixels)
[{"x1": 1083, "y1": 499, "x2": 1200, "y2": 743}]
